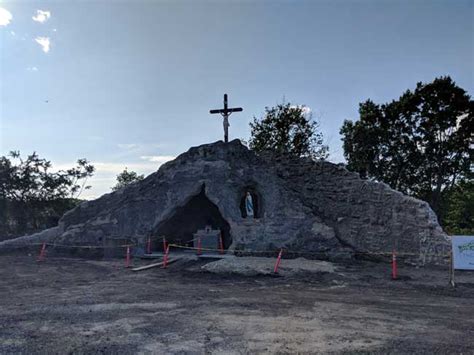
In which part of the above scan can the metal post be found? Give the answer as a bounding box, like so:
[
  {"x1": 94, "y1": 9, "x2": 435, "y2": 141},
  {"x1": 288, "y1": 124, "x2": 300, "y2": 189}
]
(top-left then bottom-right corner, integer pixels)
[
  {"x1": 449, "y1": 248, "x2": 455, "y2": 287},
  {"x1": 223, "y1": 94, "x2": 228, "y2": 143}
]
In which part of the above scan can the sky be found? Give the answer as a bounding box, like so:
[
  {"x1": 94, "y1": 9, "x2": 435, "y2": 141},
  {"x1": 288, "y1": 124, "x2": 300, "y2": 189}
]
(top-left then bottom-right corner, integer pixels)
[{"x1": 1, "y1": 0, "x2": 472, "y2": 199}]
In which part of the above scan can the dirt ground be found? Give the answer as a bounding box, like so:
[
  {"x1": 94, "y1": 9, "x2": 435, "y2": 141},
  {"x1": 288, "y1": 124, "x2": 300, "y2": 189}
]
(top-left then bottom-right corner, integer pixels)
[{"x1": 1, "y1": 254, "x2": 473, "y2": 354}]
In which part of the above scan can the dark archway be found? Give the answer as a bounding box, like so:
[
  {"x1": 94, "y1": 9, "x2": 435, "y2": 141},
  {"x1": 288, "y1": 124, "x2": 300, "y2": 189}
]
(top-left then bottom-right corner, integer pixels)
[{"x1": 153, "y1": 187, "x2": 231, "y2": 251}]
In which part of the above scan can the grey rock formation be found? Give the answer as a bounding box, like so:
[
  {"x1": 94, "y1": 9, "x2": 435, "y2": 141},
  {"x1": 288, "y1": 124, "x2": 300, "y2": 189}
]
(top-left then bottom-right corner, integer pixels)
[{"x1": 0, "y1": 140, "x2": 449, "y2": 264}]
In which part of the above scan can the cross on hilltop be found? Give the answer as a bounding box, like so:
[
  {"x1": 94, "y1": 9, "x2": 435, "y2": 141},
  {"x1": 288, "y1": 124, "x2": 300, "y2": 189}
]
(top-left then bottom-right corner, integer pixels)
[{"x1": 210, "y1": 94, "x2": 243, "y2": 143}]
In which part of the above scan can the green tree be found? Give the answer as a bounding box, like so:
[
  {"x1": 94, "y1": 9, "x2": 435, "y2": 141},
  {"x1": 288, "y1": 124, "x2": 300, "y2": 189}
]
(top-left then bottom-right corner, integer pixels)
[
  {"x1": 0, "y1": 151, "x2": 95, "y2": 237},
  {"x1": 111, "y1": 168, "x2": 144, "y2": 191},
  {"x1": 443, "y1": 179, "x2": 474, "y2": 235},
  {"x1": 340, "y1": 76, "x2": 473, "y2": 218},
  {"x1": 249, "y1": 101, "x2": 328, "y2": 159},
  {"x1": 0, "y1": 151, "x2": 94, "y2": 201}
]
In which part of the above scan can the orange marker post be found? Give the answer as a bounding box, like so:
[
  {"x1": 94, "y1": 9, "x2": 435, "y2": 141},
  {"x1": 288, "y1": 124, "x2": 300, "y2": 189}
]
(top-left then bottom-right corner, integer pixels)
[
  {"x1": 162, "y1": 245, "x2": 170, "y2": 268},
  {"x1": 125, "y1": 246, "x2": 131, "y2": 268},
  {"x1": 37, "y1": 242, "x2": 46, "y2": 262},
  {"x1": 219, "y1": 233, "x2": 224, "y2": 255},
  {"x1": 391, "y1": 250, "x2": 398, "y2": 280},
  {"x1": 197, "y1": 237, "x2": 202, "y2": 256},
  {"x1": 274, "y1": 248, "x2": 283, "y2": 274},
  {"x1": 146, "y1": 237, "x2": 152, "y2": 254}
]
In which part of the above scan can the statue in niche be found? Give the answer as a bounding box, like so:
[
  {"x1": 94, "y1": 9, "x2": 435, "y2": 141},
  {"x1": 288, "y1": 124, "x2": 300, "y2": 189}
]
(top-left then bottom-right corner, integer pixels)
[{"x1": 245, "y1": 191, "x2": 254, "y2": 218}]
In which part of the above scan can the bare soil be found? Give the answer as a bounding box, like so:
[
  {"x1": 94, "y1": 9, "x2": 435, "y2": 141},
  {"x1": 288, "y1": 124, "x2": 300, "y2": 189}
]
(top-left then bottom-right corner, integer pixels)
[{"x1": 0, "y1": 254, "x2": 473, "y2": 354}]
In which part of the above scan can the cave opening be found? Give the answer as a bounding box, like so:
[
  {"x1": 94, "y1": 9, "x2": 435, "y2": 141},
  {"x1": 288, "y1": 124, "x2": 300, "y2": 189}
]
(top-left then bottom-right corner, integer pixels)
[{"x1": 153, "y1": 187, "x2": 231, "y2": 251}]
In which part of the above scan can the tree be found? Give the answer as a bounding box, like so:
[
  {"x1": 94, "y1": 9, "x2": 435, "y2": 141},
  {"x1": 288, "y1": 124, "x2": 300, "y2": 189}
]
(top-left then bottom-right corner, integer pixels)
[
  {"x1": 111, "y1": 168, "x2": 144, "y2": 191},
  {"x1": 249, "y1": 101, "x2": 329, "y2": 159},
  {"x1": 442, "y1": 179, "x2": 474, "y2": 235},
  {"x1": 0, "y1": 151, "x2": 95, "y2": 237},
  {"x1": 341, "y1": 76, "x2": 473, "y2": 217},
  {"x1": 0, "y1": 151, "x2": 95, "y2": 201}
]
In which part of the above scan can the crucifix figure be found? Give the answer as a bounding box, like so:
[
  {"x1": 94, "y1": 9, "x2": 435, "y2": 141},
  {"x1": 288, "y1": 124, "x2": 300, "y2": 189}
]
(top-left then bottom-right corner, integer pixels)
[{"x1": 210, "y1": 94, "x2": 243, "y2": 143}]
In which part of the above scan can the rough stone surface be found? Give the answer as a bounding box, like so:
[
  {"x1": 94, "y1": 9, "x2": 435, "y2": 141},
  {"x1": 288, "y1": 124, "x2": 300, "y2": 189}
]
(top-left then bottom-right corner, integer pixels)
[{"x1": 0, "y1": 140, "x2": 449, "y2": 264}]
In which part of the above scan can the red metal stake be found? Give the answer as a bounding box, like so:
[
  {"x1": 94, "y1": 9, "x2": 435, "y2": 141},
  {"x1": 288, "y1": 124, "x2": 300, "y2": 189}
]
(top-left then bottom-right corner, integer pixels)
[
  {"x1": 146, "y1": 237, "x2": 151, "y2": 254},
  {"x1": 162, "y1": 245, "x2": 170, "y2": 268},
  {"x1": 162, "y1": 237, "x2": 167, "y2": 252},
  {"x1": 197, "y1": 237, "x2": 202, "y2": 255},
  {"x1": 392, "y1": 250, "x2": 398, "y2": 280},
  {"x1": 125, "y1": 246, "x2": 131, "y2": 268},
  {"x1": 37, "y1": 242, "x2": 46, "y2": 262},
  {"x1": 274, "y1": 249, "x2": 283, "y2": 273}
]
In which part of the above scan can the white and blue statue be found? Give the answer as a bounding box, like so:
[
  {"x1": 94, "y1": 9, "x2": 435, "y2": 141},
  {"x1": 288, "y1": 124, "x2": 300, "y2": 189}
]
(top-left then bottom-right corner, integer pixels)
[{"x1": 245, "y1": 192, "x2": 254, "y2": 218}]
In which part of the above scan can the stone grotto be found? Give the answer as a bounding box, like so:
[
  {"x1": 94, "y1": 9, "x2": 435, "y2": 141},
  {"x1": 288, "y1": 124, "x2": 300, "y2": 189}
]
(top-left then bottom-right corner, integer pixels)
[{"x1": 0, "y1": 140, "x2": 449, "y2": 264}]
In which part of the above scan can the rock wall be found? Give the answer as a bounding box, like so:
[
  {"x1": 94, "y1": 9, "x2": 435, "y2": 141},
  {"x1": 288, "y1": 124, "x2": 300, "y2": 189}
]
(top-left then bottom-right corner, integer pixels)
[
  {"x1": 0, "y1": 140, "x2": 449, "y2": 264},
  {"x1": 261, "y1": 153, "x2": 449, "y2": 263}
]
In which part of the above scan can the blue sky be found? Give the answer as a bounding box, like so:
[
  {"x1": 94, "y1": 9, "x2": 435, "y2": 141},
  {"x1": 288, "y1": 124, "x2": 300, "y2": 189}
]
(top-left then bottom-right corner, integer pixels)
[{"x1": 1, "y1": 0, "x2": 472, "y2": 199}]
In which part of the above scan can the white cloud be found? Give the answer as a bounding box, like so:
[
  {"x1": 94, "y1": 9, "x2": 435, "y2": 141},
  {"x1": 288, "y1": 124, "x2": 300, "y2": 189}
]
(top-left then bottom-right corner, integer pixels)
[
  {"x1": 10, "y1": 30, "x2": 15, "y2": 36},
  {"x1": 301, "y1": 106, "x2": 312, "y2": 115},
  {"x1": 117, "y1": 143, "x2": 169, "y2": 151},
  {"x1": 140, "y1": 155, "x2": 176, "y2": 164},
  {"x1": 35, "y1": 37, "x2": 51, "y2": 53},
  {"x1": 92, "y1": 162, "x2": 159, "y2": 174},
  {"x1": 52, "y1": 156, "x2": 175, "y2": 200},
  {"x1": 0, "y1": 7, "x2": 12, "y2": 26},
  {"x1": 32, "y1": 10, "x2": 51, "y2": 23},
  {"x1": 54, "y1": 161, "x2": 162, "y2": 176},
  {"x1": 83, "y1": 160, "x2": 174, "y2": 199},
  {"x1": 118, "y1": 143, "x2": 139, "y2": 150},
  {"x1": 27, "y1": 66, "x2": 39, "y2": 71},
  {"x1": 290, "y1": 105, "x2": 312, "y2": 116}
]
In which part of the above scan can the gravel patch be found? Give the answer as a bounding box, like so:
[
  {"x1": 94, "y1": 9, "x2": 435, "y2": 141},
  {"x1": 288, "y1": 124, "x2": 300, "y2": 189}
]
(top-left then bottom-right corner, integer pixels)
[{"x1": 201, "y1": 256, "x2": 337, "y2": 276}]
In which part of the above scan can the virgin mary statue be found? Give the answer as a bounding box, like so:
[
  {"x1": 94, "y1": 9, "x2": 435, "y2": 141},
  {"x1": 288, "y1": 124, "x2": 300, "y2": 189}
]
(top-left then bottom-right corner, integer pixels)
[{"x1": 245, "y1": 192, "x2": 254, "y2": 218}]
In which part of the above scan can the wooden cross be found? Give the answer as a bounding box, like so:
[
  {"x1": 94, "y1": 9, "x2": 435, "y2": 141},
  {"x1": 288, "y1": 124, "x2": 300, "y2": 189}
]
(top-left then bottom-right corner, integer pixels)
[{"x1": 210, "y1": 94, "x2": 243, "y2": 143}]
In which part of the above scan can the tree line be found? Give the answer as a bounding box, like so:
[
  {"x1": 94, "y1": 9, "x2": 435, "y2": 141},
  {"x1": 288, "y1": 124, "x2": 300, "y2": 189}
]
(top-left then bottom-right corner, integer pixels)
[
  {"x1": 339, "y1": 77, "x2": 472, "y2": 234},
  {"x1": 0, "y1": 152, "x2": 94, "y2": 239},
  {"x1": 1, "y1": 76, "x2": 472, "y2": 238},
  {"x1": 249, "y1": 76, "x2": 472, "y2": 234}
]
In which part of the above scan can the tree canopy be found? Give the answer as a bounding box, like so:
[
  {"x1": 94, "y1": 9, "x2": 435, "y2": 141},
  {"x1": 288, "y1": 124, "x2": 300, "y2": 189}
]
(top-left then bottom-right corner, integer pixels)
[
  {"x1": 0, "y1": 151, "x2": 95, "y2": 238},
  {"x1": 111, "y1": 168, "x2": 144, "y2": 191},
  {"x1": 249, "y1": 102, "x2": 328, "y2": 159},
  {"x1": 340, "y1": 76, "x2": 473, "y2": 221},
  {"x1": 442, "y1": 179, "x2": 474, "y2": 234},
  {"x1": 0, "y1": 151, "x2": 95, "y2": 201}
]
